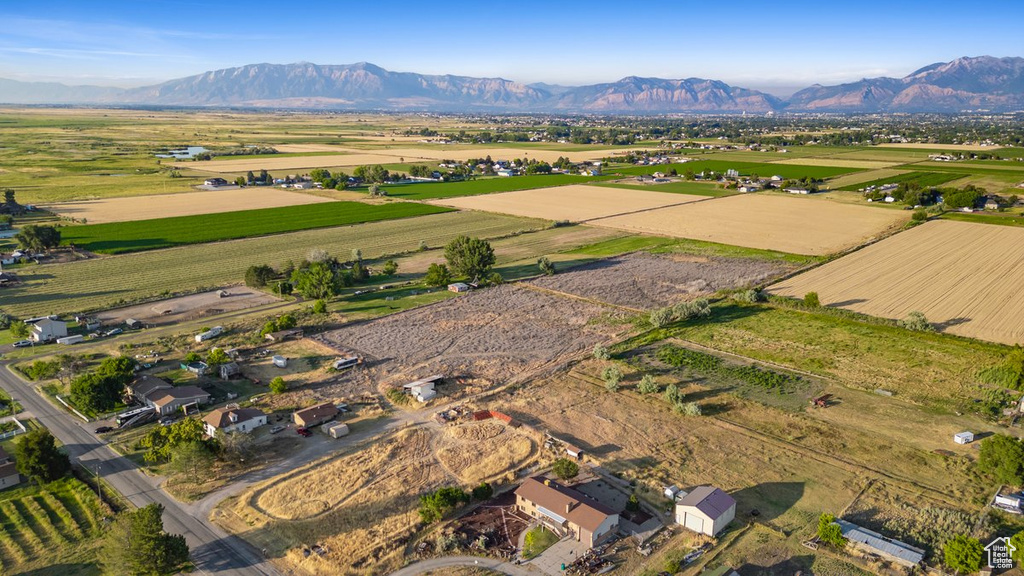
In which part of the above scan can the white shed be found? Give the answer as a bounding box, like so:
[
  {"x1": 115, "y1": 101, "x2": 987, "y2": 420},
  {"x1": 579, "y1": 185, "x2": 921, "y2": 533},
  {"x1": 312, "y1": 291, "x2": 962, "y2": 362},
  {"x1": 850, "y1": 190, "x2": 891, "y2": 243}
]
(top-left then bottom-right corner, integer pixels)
[
  {"x1": 675, "y1": 486, "x2": 736, "y2": 537},
  {"x1": 954, "y1": 431, "x2": 974, "y2": 444}
]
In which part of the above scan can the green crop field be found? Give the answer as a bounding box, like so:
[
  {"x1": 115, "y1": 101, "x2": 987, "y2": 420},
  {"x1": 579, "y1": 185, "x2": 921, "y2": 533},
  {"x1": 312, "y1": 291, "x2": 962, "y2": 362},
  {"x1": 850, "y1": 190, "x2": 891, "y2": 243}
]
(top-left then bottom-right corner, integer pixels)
[
  {"x1": 4, "y1": 211, "x2": 546, "y2": 317},
  {"x1": 60, "y1": 201, "x2": 453, "y2": 254},
  {"x1": 363, "y1": 173, "x2": 616, "y2": 200},
  {"x1": 940, "y1": 211, "x2": 1024, "y2": 228},
  {"x1": 836, "y1": 171, "x2": 963, "y2": 191},
  {"x1": 614, "y1": 160, "x2": 861, "y2": 180},
  {"x1": 0, "y1": 477, "x2": 106, "y2": 575}
]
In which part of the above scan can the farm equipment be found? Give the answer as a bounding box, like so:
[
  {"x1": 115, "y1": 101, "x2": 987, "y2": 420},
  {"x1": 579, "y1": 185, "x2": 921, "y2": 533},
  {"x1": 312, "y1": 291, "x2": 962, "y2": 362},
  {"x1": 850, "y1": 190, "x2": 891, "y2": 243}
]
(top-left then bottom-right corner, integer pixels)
[{"x1": 810, "y1": 394, "x2": 833, "y2": 408}]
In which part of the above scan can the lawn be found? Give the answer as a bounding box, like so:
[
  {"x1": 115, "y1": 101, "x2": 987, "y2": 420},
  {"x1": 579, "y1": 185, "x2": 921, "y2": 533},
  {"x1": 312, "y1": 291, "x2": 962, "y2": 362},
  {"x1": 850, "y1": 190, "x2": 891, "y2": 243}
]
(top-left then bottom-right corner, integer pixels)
[
  {"x1": 835, "y1": 171, "x2": 964, "y2": 191},
  {"x1": 613, "y1": 160, "x2": 862, "y2": 180},
  {"x1": 60, "y1": 201, "x2": 453, "y2": 254},
  {"x1": 522, "y1": 526, "x2": 558, "y2": 559},
  {"x1": 361, "y1": 174, "x2": 616, "y2": 200}
]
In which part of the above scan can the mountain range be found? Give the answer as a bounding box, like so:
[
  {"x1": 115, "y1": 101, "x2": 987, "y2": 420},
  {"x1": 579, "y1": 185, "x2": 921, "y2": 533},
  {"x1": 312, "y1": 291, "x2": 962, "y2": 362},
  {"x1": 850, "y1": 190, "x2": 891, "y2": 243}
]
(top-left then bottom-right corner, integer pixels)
[{"x1": 2, "y1": 56, "x2": 1022, "y2": 113}]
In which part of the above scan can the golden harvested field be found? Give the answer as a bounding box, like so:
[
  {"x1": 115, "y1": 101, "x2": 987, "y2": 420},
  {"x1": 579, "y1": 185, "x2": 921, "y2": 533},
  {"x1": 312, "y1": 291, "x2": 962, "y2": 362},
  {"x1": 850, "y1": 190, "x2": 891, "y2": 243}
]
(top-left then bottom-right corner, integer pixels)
[
  {"x1": 590, "y1": 194, "x2": 909, "y2": 256},
  {"x1": 876, "y1": 142, "x2": 1004, "y2": 151},
  {"x1": 827, "y1": 168, "x2": 911, "y2": 189},
  {"x1": 769, "y1": 219, "x2": 1024, "y2": 345},
  {"x1": 180, "y1": 153, "x2": 412, "y2": 173},
  {"x1": 43, "y1": 187, "x2": 333, "y2": 223},
  {"x1": 770, "y1": 157, "x2": 901, "y2": 169},
  {"x1": 431, "y1": 184, "x2": 704, "y2": 221},
  {"x1": 435, "y1": 420, "x2": 538, "y2": 484}
]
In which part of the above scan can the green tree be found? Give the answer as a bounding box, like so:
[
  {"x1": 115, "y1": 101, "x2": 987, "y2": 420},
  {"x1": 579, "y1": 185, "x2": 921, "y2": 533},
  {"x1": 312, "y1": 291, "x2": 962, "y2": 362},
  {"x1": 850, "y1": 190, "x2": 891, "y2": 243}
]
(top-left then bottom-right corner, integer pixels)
[
  {"x1": 537, "y1": 256, "x2": 556, "y2": 276},
  {"x1": 626, "y1": 493, "x2": 641, "y2": 513},
  {"x1": 418, "y1": 486, "x2": 469, "y2": 523},
  {"x1": 472, "y1": 482, "x2": 494, "y2": 500},
  {"x1": 206, "y1": 348, "x2": 230, "y2": 367},
  {"x1": 184, "y1": 351, "x2": 200, "y2": 363},
  {"x1": 637, "y1": 374, "x2": 659, "y2": 394},
  {"x1": 139, "y1": 418, "x2": 207, "y2": 463},
  {"x1": 259, "y1": 320, "x2": 279, "y2": 337},
  {"x1": 9, "y1": 320, "x2": 29, "y2": 339},
  {"x1": 978, "y1": 434, "x2": 1024, "y2": 484},
  {"x1": 898, "y1": 311, "x2": 934, "y2": 332},
  {"x1": 381, "y1": 260, "x2": 398, "y2": 277},
  {"x1": 101, "y1": 503, "x2": 189, "y2": 576},
  {"x1": 292, "y1": 261, "x2": 339, "y2": 299},
  {"x1": 14, "y1": 225, "x2": 60, "y2": 252},
  {"x1": 649, "y1": 307, "x2": 674, "y2": 328},
  {"x1": 592, "y1": 344, "x2": 610, "y2": 361},
  {"x1": 14, "y1": 429, "x2": 70, "y2": 484},
  {"x1": 424, "y1": 263, "x2": 451, "y2": 287},
  {"x1": 816, "y1": 513, "x2": 846, "y2": 547},
  {"x1": 244, "y1": 264, "x2": 276, "y2": 288},
  {"x1": 24, "y1": 359, "x2": 59, "y2": 381},
  {"x1": 444, "y1": 235, "x2": 495, "y2": 280},
  {"x1": 943, "y1": 534, "x2": 983, "y2": 574},
  {"x1": 1011, "y1": 530, "x2": 1024, "y2": 563},
  {"x1": 312, "y1": 299, "x2": 328, "y2": 314},
  {"x1": 803, "y1": 292, "x2": 820, "y2": 307},
  {"x1": 70, "y1": 372, "x2": 123, "y2": 412},
  {"x1": 664, "y1": 383, "x2": 682, "y2": 405},
  {"x1": 602, "y1": 365, "x2": 622, "y2": 391},
  {"x1": 552, "y1": 458, "x2": 579, "y2": 481},
  {"x1": 234, "y1": 176, "x2": 246, "y2": 187},
  {"x1": 167, "y1": 441, "x2": 214, "y2": 483},
  {"x1": 276, "y1": 314, "x2": 297, "y2": 330},
  {"x1": 269, "y1": 377, "x2": 287, "y2": 394}
]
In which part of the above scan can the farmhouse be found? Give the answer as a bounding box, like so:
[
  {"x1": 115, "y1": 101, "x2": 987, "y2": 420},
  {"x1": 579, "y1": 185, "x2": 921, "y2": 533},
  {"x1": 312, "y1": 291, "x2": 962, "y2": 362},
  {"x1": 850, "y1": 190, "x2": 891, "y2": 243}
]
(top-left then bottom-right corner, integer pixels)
[
  {"x1": 147, "y1": 386, "x2": 210, "y2": 416},
  {"x1": 834, "y1": 519, "x2": 924, "y2": 567},
  {"x1": 29, "y1": 318, "x2": 67, "y2": 343},
  {"x1": 516, "y1": 477, "x2": 619, "y2": 548},
  {"x1": 403, "y1": 375, "x2": 442, "y2": 402},
  {"x1": 203, "y1": 407, "x2": 267, "y2": 436},
  {"x1": 293, "y1": 402, "x2": 339, "y2": 428},
  {"x1": 675, "y1": 486, "x2": 736, "y2": 536},
  {"x1": 0, "y1": 448, "x2": 21, "y2": 490}
]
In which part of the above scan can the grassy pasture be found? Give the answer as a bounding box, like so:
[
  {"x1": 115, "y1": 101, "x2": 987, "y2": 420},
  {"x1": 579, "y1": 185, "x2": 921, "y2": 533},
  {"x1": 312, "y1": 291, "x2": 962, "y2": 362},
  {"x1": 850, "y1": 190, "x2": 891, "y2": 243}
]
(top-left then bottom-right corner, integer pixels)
[
  {"x1": 835, "y1": 171, "x2": 963, "y2": 191},
  {"x1": 361, "y1": 173, "x2": 616, "y2": 200},
  {"x1": 614, "y1": 160, "x2": 862, "y2": 180},
  {"x1": 60, "y1": 201, "x2": 453, "y2": 254}
]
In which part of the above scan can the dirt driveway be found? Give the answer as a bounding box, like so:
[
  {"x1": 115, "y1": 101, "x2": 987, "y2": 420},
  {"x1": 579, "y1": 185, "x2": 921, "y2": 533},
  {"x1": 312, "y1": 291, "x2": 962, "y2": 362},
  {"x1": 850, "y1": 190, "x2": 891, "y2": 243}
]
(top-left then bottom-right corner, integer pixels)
[{"x1": 96, "y1": 287, "x2": 278, "y2": 326}]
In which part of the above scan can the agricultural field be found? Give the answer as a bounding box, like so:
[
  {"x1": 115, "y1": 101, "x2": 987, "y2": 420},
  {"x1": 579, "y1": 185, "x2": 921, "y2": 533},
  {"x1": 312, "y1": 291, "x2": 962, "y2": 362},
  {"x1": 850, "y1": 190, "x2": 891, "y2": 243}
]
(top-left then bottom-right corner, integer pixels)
[
  {"x1": 876, "y1": 143, "x2": 1006, "y2": 151},
  {"x1": 3, "y1": 211, "x2": 544, "y2": 317},
  {"x1": 770, "y1": 157, "x2": 901, "y2": 169},
  {"x1": 527, "y1": 252, "x2": 790, "y2": 310},
  {"x1": 769, "y1": 219, "x2": 1024, "y2": 345},
  {"x1": 826, "y1": 168, "x2": 911, "y2": 190},
  {"x1": 590, "y1": 194, "x2": 909, "y2": 256},
  {"x1": 431, "y1": 184, "x2": 703, "y2": 221},
  {"x1": 0, "y1": 477, "x2": 107, "y2": 575},
  {"x1": 373, "y1": 174, "x2": 616, "y2": 201},
  {"x1": 60, "y1": 201, "x2": 453, "y2": 254},
  {"x1": 43, "y1": 187, "x2": 333, "y2": 223},
  {"x1": 835, "y1": 170, "x2": 963, "y2": 191},
  {"x1": 319, "y1": 283, "x2": 628, "y2": 386},
  {"x1": 615, "y1": 160, "x2": 862, "y2": 180},
  {"x1": 594, "y1": 180, "x2": 734, "y2": 197}
]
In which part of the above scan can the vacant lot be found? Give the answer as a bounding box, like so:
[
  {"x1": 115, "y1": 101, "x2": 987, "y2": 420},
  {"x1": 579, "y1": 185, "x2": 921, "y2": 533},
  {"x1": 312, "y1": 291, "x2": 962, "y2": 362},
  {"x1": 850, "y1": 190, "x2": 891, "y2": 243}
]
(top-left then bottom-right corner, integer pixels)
[
  {"x1": 590, "y1": 194, "x2": 909, "y2": 255},
  {"x1": 528, "y1": 252, "x2": 789, "y2": 310},
  {"x1": 61, "y1": 201, "x2": 452, "y2": 254},
  {"x1": 770, "y1": 219, "x2": 1024, "y2": 345},
  {"x1": 96, "y1": 287, "x2": 278, "y2": 326},
  {"x1": 435, "y1": 420, "x2": 539, "y2": 484},
  {"x1": 43, "y1": 188, "x2": 333, "y2": 223},
  {"x1": 432, "y1": 184, "x2": 703, "y2": 221},
  {"x1": 4, "y1": 211, "x2": 543, "y2": 317},
  {"x1": 319, "y1": 284, "x2": 626, "y2": 385}
]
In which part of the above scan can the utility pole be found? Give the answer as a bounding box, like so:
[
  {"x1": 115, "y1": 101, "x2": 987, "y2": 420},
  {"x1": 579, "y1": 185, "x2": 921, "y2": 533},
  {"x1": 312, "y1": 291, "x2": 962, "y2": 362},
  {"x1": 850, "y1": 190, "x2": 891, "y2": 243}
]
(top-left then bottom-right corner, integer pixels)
[{"x1": 94, "y1": 463, "x2": 103, "y2": 504}]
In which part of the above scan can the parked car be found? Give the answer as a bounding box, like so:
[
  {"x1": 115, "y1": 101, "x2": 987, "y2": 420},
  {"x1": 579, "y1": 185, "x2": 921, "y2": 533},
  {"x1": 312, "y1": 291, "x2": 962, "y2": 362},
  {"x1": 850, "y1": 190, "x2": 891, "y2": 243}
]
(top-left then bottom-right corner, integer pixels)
[
  {"x1": 12, "y1": 340, "x2": 32, "y2": 348},
  {"x1": 159, "y1": 416, "x2": 176, "y2": 426},
  {"x1": 94, "y1": 426, "x2": 113, "y2": 434},
  {"x1": 269, "y1": 425, "x2": 286, "y2": 435},
  {"x1": 105, "y1": 328, "x2": 123, "y2": 337},
  {"x1": 296, "y1": 427, "x2": 312, "y2": 437}
]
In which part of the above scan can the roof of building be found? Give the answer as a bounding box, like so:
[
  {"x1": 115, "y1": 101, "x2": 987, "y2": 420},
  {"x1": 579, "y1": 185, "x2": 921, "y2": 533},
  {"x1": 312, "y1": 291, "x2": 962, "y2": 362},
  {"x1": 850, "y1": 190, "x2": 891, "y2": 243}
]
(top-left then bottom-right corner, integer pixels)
[
  {"x1": 203, "y1": 407, "x2": 265, "y2": 429},
  {"x1": 515, "y1": 476, "x2": 617, "y2": 533},
  {"x1": 148, "y1": 386, "x2": 210, "y2": 408},
  {"x1": 676, "y1": 486, "x2": 736, "y2": 521},
  {"x1": 703, "y1": 566, "x2": 740, "y2": 576},
  {"x1": 835, "y1": 519, "x2": 924, "y2": 565},
  {"x1": 31, "y1": 318, "x2": 65, "y2": 330},
  {"x1": 0, "y1": 461, "x2": 17, "y2": 479},
  {"x1": 131, "y1": 375, "x2": 172, "y2": 398},
  {"x1": 0, "y1": 447, "x2": 10, "y2": 462},
  {"x1": 293, "y1": 402, "x2": 339, "y2": 423}
]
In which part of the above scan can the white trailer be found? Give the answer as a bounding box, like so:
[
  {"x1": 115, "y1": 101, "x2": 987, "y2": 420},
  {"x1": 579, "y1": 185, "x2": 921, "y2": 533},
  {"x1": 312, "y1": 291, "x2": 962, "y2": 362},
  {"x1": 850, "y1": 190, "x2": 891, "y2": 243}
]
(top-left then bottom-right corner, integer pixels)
[
  {"x1": 56, "y1": 335, "x2": 84, "y2": 345},
  {"x1": 194, "y1": 326, "x2": 224, "y2": 343},
  {"x1": 954, "y1": 431, "x2": 974, "y2": 444}
]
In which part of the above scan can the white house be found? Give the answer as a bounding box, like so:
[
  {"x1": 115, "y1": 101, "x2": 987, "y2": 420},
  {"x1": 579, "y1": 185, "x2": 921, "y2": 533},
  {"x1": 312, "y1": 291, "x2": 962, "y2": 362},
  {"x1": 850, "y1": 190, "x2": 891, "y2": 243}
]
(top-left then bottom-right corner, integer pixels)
[
  {"x1": 0, "y1": 448, "x2": 21, "y2": 491},
  {"x1": 203, "y1": 407, "x2": 267, "y2": 436},
  {"x1": 675, "y1": 486, "x2": 736, "y2": 536},
  {"x1": 29, "y1": 318, "x2": 68, "y2": 343},
  {"x1": 954, "y1": 431, "x2": 974, "y2": 444}
]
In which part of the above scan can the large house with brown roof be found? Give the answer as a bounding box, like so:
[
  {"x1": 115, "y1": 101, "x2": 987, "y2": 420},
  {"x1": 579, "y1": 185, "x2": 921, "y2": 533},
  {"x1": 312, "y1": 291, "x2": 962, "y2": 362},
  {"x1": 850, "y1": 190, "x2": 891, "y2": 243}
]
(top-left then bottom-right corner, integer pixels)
[
  {"x1": 515, "y1": 476, "x2": 619, "y2": 548},
  {"x1": 203, "y1": 407, "x2": 267, "y2": 436},
  {"x1": 292, "y1": 402, "x2": 339, "y2": 428},
  {"x1": 0, "y1": 448, "x2": 21, "y2": 490}
]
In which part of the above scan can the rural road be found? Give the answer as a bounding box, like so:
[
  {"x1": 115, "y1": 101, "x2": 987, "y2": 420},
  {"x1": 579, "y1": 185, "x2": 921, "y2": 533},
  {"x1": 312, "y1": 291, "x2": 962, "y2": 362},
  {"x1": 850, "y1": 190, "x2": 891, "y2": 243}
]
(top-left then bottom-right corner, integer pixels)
[
  {"x1": 389, "y1": 555, "x2": 536, "y2": 576},
  {"x1": 0, "y1": 363, "x2": 283, "y2": 576}
]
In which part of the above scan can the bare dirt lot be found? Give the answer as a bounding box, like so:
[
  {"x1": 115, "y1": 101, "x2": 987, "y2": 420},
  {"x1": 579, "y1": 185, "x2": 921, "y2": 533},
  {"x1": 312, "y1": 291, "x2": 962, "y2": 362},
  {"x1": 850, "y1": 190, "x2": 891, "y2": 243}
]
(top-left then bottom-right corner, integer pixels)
[
  {"x1": 590, "y1": 194, "x2": 910, "y2": 256},
  {"x1": 95, "y1": 287, "x2": 278, "y2": 325},
  {"x1": 431, "y1": 184, "x2": 704, "y2": 222},
  {"x1": 43, "y1": 188, "x2": 333, "y2": 223},
  {"x1": 769, "y1": 219, "x2": 1024, "y2": 345},
  {"x1": 528, "y1": 252, "x2": 790, "y2": 310},
  {"x1": 317, "y1": 284, "x2": 628, "y2": 386}
]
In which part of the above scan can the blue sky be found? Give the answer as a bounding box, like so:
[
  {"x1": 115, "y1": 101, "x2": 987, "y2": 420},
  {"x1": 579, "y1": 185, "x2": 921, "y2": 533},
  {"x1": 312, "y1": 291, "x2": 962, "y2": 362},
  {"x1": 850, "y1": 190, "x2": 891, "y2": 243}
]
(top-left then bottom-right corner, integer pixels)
[{"x1": 1, "y1": 0, "x2": 1022, "y2": 95}]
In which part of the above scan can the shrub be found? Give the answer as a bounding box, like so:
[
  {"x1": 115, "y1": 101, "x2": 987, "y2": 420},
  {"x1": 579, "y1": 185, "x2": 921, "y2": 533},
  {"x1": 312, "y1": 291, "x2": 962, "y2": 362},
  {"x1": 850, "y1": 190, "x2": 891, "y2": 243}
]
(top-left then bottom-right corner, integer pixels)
[
  {"x1": 732, "y1": 289, "x2": 766, "y2": 303},
  {"x1": 803, "y1": 292, "x2": 820, "y2": 307},
  {"x1": 674, "y1": 402, "x2": 702, "y2": 416},
  {"x1": 552, "y1": 458, "x2": 579, "y2": 480},
  {"x1": 424, "y1": 263, "x2": 451, "y2": 287},
  {"x1": 537, "y1": 256, "x2": 556, "y2": 276},
  {"x1": 897, "y1": 310, "x2": 933, "y2": 332},
  {"x1": 637, "y1": 374, "x2": 659, "y2": 394},
  {"x1": 602, "y1": 365, "x2": 622, "y2": 391},
  {"x1": 472, "y1": 482, "x2": 494, "y2": 500},
  {"x1": 269, "y1": 377, "x2": 287, "y2": 394},
  {"x1": 817, "y1": 513, "x2": 846, "y2": 547},
  {"x1": 312, "y1": 299, "x2": 328, "y2": 314},
  {"x1": 592, "y1": 344, "x2": 610, "y2": 360}
]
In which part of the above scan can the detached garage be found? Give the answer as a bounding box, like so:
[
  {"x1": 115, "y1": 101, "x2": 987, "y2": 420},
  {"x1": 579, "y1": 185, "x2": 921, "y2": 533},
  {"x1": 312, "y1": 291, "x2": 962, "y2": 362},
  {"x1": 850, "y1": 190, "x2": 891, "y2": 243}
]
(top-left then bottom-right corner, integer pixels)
[{"x1": 675, "y1": 486, "x2": 736, "y2": 537}]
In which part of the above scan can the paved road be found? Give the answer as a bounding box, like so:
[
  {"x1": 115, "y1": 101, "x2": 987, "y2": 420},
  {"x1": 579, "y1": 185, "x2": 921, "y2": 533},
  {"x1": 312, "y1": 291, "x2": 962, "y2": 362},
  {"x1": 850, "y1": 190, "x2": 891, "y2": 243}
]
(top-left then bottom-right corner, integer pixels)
[
  {"x1": 389, "y1": 555, "x2": 536, "y2": 576},
  {"x1": 0, "y1": 364, "x2": 282, "y2": 576}
]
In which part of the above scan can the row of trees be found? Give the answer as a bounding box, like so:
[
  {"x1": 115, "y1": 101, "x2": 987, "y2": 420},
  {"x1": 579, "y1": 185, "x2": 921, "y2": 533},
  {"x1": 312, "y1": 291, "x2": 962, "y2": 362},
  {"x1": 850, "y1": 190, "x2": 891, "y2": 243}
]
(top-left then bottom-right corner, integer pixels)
[
  {"x1": 14, "y1": 224, "x2": 61, "y2": 252},
  {"x1": 245, "y1": 249, "x2": 399, "y2": 299}
]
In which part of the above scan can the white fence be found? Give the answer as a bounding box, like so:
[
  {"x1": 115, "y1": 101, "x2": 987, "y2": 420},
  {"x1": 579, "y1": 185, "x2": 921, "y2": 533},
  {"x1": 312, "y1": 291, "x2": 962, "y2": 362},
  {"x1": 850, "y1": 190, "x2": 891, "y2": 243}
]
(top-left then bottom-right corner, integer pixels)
[{"x1": 0, "y1": 416, "x2": 27, "y2": 441}]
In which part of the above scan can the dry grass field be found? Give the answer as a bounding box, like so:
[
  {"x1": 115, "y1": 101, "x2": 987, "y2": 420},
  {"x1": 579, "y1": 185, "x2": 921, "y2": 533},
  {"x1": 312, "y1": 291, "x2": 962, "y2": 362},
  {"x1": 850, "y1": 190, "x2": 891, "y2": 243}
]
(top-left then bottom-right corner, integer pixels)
[
  {"x1": 590, "y1": 194, "x2": 909, "y2": 256},
  {"x1": 431, "y1": 184, "x2": 704, "y2": 221},
  {"x1": 434, "y1": 420, "x2": 539, "y2": 484},
  {"x1": 827, "y1": 168, "x2": 911, "y2": 189},
  {"x1": 179, "y1": 154, "x2": 413, "y2": 173},
  {"x1": 769, "y1": 219, "x2": 1024, "y2": 344},
  {"x1": 770, "y1": 157, "x2": 901, "y2": 169},
  {"x1": 876, "y1": 143, "x2": 1004, "y2": 151},
  {"x1": 43, "y1": 188, "x2": 333, "y2": 223}
]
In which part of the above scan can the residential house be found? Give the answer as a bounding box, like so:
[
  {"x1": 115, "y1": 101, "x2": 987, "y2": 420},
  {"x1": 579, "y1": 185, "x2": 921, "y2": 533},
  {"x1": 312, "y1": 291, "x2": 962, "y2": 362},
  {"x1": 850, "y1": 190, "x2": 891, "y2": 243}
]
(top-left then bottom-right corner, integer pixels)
[
  {"x1": 203, "y1": 178, "x2": 228, "y2": 187},
  {"x1": 293, "y1": 402, "x2": 339, "y2": 428},
  {"x1": 203, "y1": 407, "x2": 267, "y2": 436},
  {"x1": 834, "y1": 519, "x2": 924, "y2": 567},
  {"x1": 515, "y1": 477, "x2": 619, "y2": 548},
  {"x1": 147, "y1": 386, "x2": 210, "y2": 416},
  {"x1": 127, "y1": 375, "x2": 172, "y2": 403},
  {"x1": 29, "y1": 318, "x2": 67, "y2": 343},
  {"x1": 0, "y1": 448, "x2": 21, "y2": 490},
  {"x1": 675, "y1": 486, "x2": 736, "y2": 536}
]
